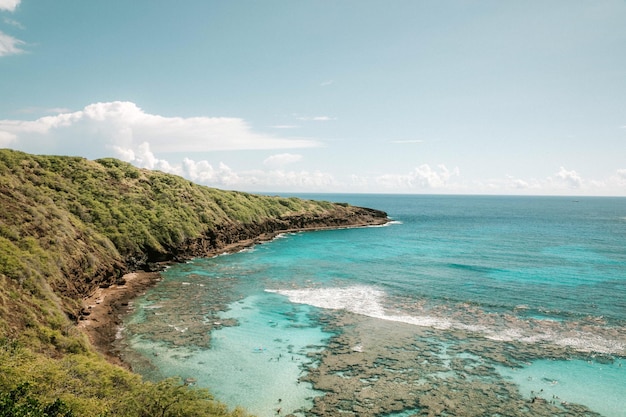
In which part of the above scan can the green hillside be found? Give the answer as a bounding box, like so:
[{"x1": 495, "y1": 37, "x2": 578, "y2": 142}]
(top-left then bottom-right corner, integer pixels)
[{"x1": 0, "y1": 149, "x2": 387, "y2": 416}]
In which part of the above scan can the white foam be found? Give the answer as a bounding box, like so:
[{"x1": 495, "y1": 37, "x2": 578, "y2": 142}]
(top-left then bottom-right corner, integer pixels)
[
  {"x1": 236, "y1": 247, "x2": 256, "y2": 254},
  {"x1": 272, "y1": 233, "x2": 291, "y2": 239},
  {"x1": 266, "y1": 286, "x2": 386, "y2": 317},
  {"x1": 369, "y1": 220, "x2": 400, "y2": 227},
  {"x1": 267, "y1": 286, "x2": 626, "y2": 355},
  {"x1": 266, "y1": 286, "x2": 455, "y2": 329}
]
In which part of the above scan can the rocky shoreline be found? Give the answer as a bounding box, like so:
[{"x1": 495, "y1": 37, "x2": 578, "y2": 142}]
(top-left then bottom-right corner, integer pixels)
[
  {"x1": 78, "y1": 214, "x2": 389, "y2": 368},
  {"x1": 78, "y1": 271, "x2": 161, "y2": 367}
]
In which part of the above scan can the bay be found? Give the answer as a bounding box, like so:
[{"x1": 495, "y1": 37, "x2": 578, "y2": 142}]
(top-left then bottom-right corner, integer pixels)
[{"x1": 117, "y1": 195, "x2": 626, "y2": 416}]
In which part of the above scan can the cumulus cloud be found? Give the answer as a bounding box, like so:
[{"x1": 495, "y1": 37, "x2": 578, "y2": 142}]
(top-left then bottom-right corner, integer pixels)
[
  {"x1": 510, "y1": 177, "x2": 531, "y2": 189},
  {"x1": 465, "y1": 167, "x2": 626, "y2": 196},
  {"x1": 0, "y1": 0, "x2": 20, "y2": 12},
  {"x1": 0, "y1": 101, "x2": 320, "y2": 158},
  {"x1": 174, "y1": 162, "x2": 624, "y2": 195},
  {"x1": 604, "y1": 169, "x2": 626, "y2": 191},
  {"x1": 376, "y1": 164, "x2": 460, "y2": 190},
  {"x1": 0, "y1": 130, "x2": 16, "y2": 146},
  {"x1": 263, "y1": 153, "x2": 302, "y2": 168},
  {"x1": 130, "y1": 142, "x2": 178, "y2": 172},
  {"x1": 94, "y1": 138, "x2": 333, "y2": 192},
  {"x1": 182, "y1": 159, "x2": 269, "y2": 189},
  {"x1": 0, "y1": 30, "x2": 24, "y2": 56},
  {"x1": 180, "y1": 157, "x2": 337, "y2": 191},
  {"x1": 181, "y1": 159, "x2": 242, "y2": 187},
  {"x1": 554, "y1": 166, "x2": 583, "y2": 188}
]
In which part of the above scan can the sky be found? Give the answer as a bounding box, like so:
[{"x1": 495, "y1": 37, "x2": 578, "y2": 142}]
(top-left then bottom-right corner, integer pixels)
[{"x1": 1, "y1": 0, "x2": 625, "y2": 195}]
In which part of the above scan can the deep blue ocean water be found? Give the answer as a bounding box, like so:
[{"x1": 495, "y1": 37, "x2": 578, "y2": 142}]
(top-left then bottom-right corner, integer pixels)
[{"x1": 119, "y1": 195, "x2": 626, "y2": 416}]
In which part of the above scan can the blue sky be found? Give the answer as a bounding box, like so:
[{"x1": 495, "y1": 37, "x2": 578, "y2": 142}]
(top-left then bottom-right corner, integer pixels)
[{"x1": 1, "y1": 0, "x2": 625, "y2": 195}]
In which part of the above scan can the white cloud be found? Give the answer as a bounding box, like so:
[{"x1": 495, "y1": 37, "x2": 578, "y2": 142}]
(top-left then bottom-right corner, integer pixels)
[
  {"x1": 296, "y1": 115, "x2": 336, "y2": 121},
  {"x1": 376, "y1": 164, "x2": 460, "y2": 190},
  {"x1": 320, "y1": 80, "x2": 334, "y2": 87},
  {"x1": 0, "y1": 30, "x2": 25, "y2": 56},
  {"x1": 554, "y1": 166, "x2": 583, "y2": 188},
  {"x1": 181, "y1": 159, "x2": 242, "y2": 188},
  {"x1": 112, "y1": 142, "x2": 178, "y2": 174},
  {"x1": 270, "y1": 125, "x2": 299, "y2": 129},
  {"x1": 0, "y1": 101, "x2": 320, "y2": 158},
  {"x1": 111, "y1": 145, "x2": 136, "y2": 163},
  {"x1": 179, "y1": 157, "x2": 337, "y2": 191},
  {"x1": 146, "y1": 158, "x2": 626, "y2": 195},
  {"x1": 263, "y1": 153, "x2": 302, "y2": 168},
  {"x1": 0, "y1": 130, "x2": 16, "y2": 146},
  {"x1": 3, "y1": 17, "x2": 24, "y2": 29},
  {"x1": 258, "y1": 169, "x2": 336, "y2": 189},
  {"x1": 0, "y1": 0, "x2": 20, "y2": 12},
  {"x1": 349, "y1": 175, "x2": 369, "y2": 188},
  {"x1": 601, "y1": 169, "x2": 626, "y2": 192},
  {"x1": 131, "y1": 142, "x2": 174, "y2": 172},
  {"x1": 510, "y1": 178, "x2": 531, "y2": 189}
]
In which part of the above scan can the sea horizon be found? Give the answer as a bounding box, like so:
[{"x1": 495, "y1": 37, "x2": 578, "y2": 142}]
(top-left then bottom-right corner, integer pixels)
[{"x1": 261, "y1": 192, "x2": 626, "y2": 199}]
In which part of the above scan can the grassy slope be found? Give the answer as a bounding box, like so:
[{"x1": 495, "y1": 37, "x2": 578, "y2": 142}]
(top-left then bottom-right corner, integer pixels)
[{"x1": 0, "y1": 149, "x2": 385, "y2": 416}]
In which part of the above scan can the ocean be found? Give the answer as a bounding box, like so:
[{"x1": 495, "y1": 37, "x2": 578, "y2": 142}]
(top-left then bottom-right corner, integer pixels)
[{"x1": 116, "y1": 194, "x2": 626, "y2": 417}]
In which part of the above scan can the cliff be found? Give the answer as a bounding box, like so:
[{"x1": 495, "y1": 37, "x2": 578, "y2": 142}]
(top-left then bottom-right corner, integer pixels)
[{"x1": 0, "y1": 148, "x2": 387, "y2": 416}]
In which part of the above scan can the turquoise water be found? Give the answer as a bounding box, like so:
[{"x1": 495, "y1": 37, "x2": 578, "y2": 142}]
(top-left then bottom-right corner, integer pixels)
[
  {"x1": 119, "y1": 195, "x2": 626, "y2": 416},
  {"x1": 126, "y1": 292, "x2": 329, "y2": 414},
  {"x1": 499, "y1": 359, "x2": 625, "y2": 417}
]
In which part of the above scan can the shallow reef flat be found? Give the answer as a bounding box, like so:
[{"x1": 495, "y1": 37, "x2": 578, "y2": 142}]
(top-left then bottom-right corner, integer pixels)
[{"x1": 303, "y1": 311, "x2": 609, "y2": 417}]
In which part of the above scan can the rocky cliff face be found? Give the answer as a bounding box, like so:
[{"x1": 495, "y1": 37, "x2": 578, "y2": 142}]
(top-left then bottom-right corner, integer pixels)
[
  {"x1": 175, "y1": 207, "x2": 388, "y2": 261},
  {"x1": 122, "y1": 207, "x2": 388, "y2": 274}
]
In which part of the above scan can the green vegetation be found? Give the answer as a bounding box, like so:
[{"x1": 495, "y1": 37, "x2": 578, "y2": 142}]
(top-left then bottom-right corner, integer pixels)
[
  {"x1": 0, "y1": 338, "x2": 248, "y2": 416},
  {"x1": 0, "y1": 149, "x2": 386, "y2": 416}
]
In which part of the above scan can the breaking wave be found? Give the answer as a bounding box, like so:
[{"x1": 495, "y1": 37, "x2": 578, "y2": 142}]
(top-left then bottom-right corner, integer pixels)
[{"x1": 267, "y1": 285, "x2": 626, "y2": 355}]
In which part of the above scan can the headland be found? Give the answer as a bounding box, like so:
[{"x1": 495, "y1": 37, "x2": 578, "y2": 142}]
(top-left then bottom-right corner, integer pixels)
[{"x1": 0, "y1": 148, "x2": 388, "y2": 415}]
